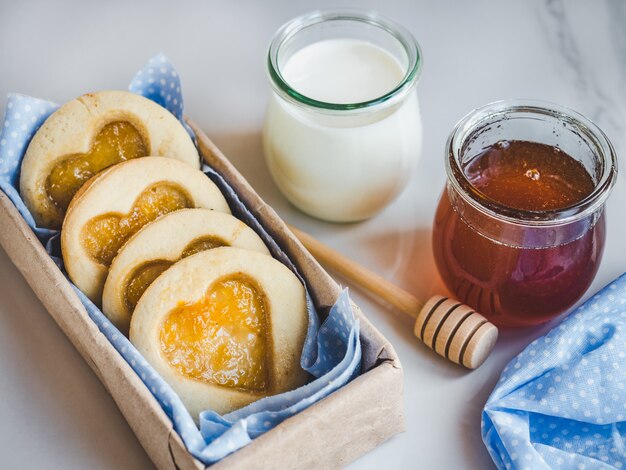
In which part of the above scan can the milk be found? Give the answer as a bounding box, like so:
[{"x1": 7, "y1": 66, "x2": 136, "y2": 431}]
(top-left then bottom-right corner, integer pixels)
[
  {"x1": 281, "y1": 39, "x2": 405, "y2": 104},
  {"x1": 263, "y1": 38, "x2": 423, "y2": 222}
]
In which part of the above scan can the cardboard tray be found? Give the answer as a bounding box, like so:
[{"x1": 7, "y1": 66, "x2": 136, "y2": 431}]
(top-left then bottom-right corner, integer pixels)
[{"x1": 0, "y1": 121, "x2": 405, "y2": 469}]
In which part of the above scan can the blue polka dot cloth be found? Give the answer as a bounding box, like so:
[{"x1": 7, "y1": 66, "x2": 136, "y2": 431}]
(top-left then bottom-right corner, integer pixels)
[
  {"x1": 0, "y1": 54, "x2": 362, "y2": 465},
  {"x1": 483, "y1": 274, "x2": 626, "y2": 469}
]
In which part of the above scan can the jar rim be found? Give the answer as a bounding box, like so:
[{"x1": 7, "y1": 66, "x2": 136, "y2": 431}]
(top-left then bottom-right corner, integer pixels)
[
  {"x1": 266, "y1": 9, "x2": 423, "y2": 113},
  {"x1": 446, "y1": 99, "x2": 618, "y2": 227}
]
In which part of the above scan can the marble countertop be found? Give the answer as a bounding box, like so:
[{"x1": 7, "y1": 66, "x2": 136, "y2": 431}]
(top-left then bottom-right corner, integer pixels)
[{"x1": 0, "y1": 0, "x2": 624, "y2": 468}]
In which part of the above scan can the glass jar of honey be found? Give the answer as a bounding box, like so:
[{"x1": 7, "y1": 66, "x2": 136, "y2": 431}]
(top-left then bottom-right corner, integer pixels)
[{"x1": 432, "y1": 100, "x2": 617, "y2": 327}]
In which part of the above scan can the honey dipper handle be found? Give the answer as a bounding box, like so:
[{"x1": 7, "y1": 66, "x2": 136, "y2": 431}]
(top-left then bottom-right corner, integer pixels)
[
  {"x1": 288, "y1": 225, "x2": 498, "y2": 369},
  {"x1": 416, "y1": 296, "x2": 498, "y2": 369},
  {"x1": 287, "y1": 225, "x2": 423, "y2": 318}
]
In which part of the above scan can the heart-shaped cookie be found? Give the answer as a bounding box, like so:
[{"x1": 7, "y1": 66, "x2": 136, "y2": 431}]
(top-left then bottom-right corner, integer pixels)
[
  {"x1": 102, "y1": 208, "x2": 270, "y2": 333},
  {"x1": 82, "y1": 183, "x2": 194, "y2": 267},
  {"x1": 61, "y1": 157, "x2": 230, "y2": 304},
  {"x1": 130, "y1": 247, "x2": 309, "y2": 416},
  {"x1": 20, "y1": 90, "x2": 200, "y2": 228},
  {"x1": 161, "y1": 274, "x2": 270, "y2": 392},
  {"x1": 46, "y1": 121, "x2": 147, "y2": 214}
]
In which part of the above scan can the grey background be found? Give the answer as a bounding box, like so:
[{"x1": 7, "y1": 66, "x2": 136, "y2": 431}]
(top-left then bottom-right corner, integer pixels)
[{"x1": 0, "y1": 0, "x2": 625, "y2": 468}]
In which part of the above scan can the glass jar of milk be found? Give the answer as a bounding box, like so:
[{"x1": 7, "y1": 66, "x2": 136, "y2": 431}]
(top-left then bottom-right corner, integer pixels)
[{"x1": 263, "y1": 9, "x2": 423, "y2": 222}]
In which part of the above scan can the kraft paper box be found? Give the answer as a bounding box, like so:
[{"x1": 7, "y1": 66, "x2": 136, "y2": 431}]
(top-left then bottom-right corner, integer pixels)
[{"x1": 0, "y1": 121, "x2": 405, "y2": 469}]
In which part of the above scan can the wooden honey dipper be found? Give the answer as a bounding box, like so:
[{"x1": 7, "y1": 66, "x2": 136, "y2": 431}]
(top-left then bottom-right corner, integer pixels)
[{"x1": 288, "y1": 225, "x2": 498, "y2": 369}]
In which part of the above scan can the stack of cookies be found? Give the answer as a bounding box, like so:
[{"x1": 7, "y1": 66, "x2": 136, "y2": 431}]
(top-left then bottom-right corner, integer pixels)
[{"x1": 19, "y1": 91, "x2": 309, "y2": 416}]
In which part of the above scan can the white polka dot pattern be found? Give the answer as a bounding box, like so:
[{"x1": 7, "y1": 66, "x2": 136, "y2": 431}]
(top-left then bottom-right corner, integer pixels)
[
  {"x1": 483, "y1": 274, "x2": 626, "y2": 469},
  {"x1": 128, "y1": 53, "x2": 195, "y2": 139},
  {"x1": 0, "y1": 54, "x2": 362, "y2": 465}
]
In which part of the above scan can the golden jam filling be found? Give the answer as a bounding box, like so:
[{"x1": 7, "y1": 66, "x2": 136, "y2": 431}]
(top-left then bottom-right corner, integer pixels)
[
  {"x1": 160, "y1": 276, "x2": 269, "y2": 391},
  {"x1": 125, "y1": 261, "x2": 172, "y2": 313},
  {"x1": 124, "y1": 236, "x2": 229, "y2": 312},
  {"x1": 181, "y1": 236, "x2": 228, "y2": 258},
  {"x1": 82, "y1": 183, "x2": 192, "y2": 266},
  {"x1": 46, "y1": 121, "x2": 147, "y2": 214}
]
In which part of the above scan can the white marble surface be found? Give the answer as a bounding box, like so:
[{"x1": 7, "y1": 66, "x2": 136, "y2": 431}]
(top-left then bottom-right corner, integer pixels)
[{"x1": 0, "y1": 0, "x2": 625, "y2": 468}]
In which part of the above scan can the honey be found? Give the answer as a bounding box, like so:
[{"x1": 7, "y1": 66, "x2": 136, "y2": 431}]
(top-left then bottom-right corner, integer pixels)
[
  {"x1": 433, "y1": 140, "x2": 604, "y2": 326},
  {"x1": 82, "y1": 183, "x2": 192, "y2": 266},
  {"x1": 46, "y1": 121, "x2": 147, "y2": 215},
  {"x1": 124, "y1": 236, "x2": 229, "y2": 312},
  {"x1": 160, "y1": 276, "x2": 270, "y2": 391},
  {"x1": 463, "y1": 141, "x2": 595, "y2": 211}
]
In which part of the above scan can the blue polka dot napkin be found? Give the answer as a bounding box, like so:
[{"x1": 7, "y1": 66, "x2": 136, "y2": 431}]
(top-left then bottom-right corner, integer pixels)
[
  {"x1": 0, "y1": 54, "x2": 362, "y2": 465},
  {"x1": 483, "y1": 274, "x2": 626, "y2": 469}
]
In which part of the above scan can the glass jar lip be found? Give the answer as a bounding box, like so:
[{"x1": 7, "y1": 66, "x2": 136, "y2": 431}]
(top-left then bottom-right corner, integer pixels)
[
  {"x1": 446, "y1": 99, "x2": 618, "y2": 227},
  {"x1": 266, "y1": 8, "x2": 423, "y2": 113}
]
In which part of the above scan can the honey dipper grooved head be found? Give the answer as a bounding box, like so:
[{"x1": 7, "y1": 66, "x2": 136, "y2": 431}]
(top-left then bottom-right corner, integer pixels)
[{"x1": 414, "y1": 295, "x2": 498, "y2": 369}]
